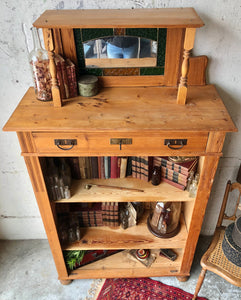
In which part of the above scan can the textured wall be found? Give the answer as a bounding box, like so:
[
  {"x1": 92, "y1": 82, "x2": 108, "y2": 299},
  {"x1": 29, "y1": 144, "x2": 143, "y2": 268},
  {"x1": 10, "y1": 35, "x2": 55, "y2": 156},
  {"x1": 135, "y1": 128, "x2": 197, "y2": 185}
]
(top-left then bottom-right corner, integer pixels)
[{"x1": 1, "y1": 0, "x2": 240, "y2": 239}]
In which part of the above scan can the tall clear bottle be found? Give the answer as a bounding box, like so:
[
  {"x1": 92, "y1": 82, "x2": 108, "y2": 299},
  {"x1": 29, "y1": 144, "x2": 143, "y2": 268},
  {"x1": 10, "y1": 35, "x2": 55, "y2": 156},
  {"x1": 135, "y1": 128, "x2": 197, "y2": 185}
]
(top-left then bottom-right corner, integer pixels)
[{"x1": 29, "y1": 27, "x2": 52, "y2": 101}]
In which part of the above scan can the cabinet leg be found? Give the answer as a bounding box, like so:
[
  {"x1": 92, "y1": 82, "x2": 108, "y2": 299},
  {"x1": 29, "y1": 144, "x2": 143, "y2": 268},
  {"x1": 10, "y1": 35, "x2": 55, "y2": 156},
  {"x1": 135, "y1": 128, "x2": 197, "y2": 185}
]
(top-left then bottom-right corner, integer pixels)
[
  {"x1": 59, "y1": 279, "x2": 73, "y2": 285},
  {"x1": 177, "y1": 275, "x2": 189, "y2": 282}
]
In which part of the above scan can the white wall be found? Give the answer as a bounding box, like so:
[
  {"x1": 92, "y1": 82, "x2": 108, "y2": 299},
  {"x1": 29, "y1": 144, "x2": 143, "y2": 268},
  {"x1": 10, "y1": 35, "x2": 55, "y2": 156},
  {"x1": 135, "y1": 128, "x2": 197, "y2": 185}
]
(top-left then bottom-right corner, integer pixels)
[{"x1": 1, "y1": 0, "x2": 240, "y2": 239}]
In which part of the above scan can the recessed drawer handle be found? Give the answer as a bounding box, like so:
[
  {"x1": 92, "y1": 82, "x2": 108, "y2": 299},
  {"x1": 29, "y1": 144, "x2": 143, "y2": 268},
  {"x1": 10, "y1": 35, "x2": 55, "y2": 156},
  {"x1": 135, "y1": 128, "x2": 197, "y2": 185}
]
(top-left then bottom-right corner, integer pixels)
[
  {"x1": 110, "y1": 138, "x2": 132, "y2": 150},
  {"x1": 164, "y1": 139, "x2": 187, "y2": 150},
  {"x1": 54, "y1": 139, "x2": 77, "y2": 151}
]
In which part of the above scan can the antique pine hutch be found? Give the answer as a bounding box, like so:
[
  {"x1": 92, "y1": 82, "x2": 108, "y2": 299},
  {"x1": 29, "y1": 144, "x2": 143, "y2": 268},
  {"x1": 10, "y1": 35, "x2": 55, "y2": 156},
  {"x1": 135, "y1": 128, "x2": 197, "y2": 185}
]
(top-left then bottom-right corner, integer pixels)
[{"x1": 3, "y1": 8, "x2": 237, "y2": 284}]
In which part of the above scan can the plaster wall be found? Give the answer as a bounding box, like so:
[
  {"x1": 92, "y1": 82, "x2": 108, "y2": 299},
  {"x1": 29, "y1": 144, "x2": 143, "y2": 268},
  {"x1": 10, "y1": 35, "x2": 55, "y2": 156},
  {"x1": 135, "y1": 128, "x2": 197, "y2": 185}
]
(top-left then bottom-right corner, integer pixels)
[{"x1": 0, "y1": 0, "x2": 240, "y2": 239}]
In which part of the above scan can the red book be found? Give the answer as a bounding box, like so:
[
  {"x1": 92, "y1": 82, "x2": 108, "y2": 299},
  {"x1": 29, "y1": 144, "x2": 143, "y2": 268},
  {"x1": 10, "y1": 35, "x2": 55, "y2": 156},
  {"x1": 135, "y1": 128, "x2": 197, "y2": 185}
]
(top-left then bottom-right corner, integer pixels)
[
  {"x1": 54, "y1": 54, "x2": 66, "y2": 99},
  {"x1": 161, "y1": 177, "x2": 185, "y2": 190},
  {"x1": 66, "y1": 58, "x2": 78, "y2": 98},
  {"x1": 153, "y1": 156, "x2": 198, "y2": 176},
  {"x1": 111, "y1": 156, "x2": 118, "y2": 178}
]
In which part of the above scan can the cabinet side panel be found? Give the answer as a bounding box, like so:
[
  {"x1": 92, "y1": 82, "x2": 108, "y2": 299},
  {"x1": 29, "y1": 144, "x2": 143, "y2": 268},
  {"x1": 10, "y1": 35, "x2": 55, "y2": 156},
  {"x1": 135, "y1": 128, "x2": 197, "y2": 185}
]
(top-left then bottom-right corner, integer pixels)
[
  {"x1": 23, "y1": 156, "x2": 68, "y2": 278},
  {"x1": 17, "y1": 132, "x2": 36, "y2": 153},
  {"x1": 206, "y1": 132, "x2": 226, "y2": 153},
  {"x1": 180, "y1": 155, "x2": 221, "y2": 274}
]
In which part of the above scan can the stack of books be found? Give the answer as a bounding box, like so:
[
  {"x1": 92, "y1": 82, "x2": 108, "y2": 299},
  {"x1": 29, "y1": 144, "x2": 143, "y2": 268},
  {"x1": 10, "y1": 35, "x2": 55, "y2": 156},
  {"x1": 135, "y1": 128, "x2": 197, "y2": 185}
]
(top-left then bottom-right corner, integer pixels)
[
  {"x1": 54, "y1": 54, "x2": 78, "y2": 99},
  {"x1": 67, "y1": 203, "x2": 103, "y2": 227},
  {"x1": 101, "y1": 202, "x2": 119, "y2": 228},
  {"x1": 132, "y1": 156, "x2": 152, "y2": 182},
  {"x1": 153, "y1": 156, "x2": 198, "y2": 190}
]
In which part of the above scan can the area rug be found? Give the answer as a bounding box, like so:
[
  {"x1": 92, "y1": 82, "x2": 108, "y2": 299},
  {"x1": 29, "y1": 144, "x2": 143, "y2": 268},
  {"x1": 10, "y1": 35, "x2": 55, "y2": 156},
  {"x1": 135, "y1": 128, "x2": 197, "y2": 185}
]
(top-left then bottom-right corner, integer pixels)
[{"x1": 86, "y1": 277, "x2": 207, "y2": 300}]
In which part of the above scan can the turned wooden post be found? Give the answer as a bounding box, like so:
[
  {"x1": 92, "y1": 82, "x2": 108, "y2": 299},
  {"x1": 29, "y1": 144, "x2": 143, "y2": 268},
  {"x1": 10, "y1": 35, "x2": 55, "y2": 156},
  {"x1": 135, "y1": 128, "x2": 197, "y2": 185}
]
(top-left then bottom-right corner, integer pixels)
[
  {"x1": 177, "y1": 28, "x2": 196, "y2": 105},
  {"x1": 42, "y1": 28, "x2": 62, "y2": 107}
]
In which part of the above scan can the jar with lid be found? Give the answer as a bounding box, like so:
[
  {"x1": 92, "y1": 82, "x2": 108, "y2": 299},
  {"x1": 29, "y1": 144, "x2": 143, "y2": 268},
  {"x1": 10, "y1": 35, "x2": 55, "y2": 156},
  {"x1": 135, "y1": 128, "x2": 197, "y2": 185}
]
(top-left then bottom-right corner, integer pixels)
[
  {"x1": 29, "y1": 27, "x2": 52, "y2": 101},
  {"x1": 147, "y1": 201, "x2": 181, "y2": 238}
]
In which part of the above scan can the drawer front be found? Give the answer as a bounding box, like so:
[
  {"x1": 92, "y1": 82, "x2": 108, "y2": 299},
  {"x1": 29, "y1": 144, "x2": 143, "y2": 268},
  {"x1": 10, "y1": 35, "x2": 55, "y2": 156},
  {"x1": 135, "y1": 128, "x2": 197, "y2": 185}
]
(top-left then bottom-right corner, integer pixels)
[{"x1": 31, "y1": 132, "x2": 208, "y2": 155}]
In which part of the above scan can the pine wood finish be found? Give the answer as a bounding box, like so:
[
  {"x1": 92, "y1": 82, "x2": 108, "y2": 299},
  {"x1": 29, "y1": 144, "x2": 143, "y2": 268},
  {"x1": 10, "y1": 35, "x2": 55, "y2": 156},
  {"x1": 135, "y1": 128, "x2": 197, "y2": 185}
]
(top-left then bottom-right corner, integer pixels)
[
  {"x1": 33, "y1": 8, "x2": 204, "y2": 106},
  {"x1": 33, "y1": 8, "x2": 204, "y2": 29},
  {"x1": 3, "y1": 8, "x2": 237, "y2": 284}
]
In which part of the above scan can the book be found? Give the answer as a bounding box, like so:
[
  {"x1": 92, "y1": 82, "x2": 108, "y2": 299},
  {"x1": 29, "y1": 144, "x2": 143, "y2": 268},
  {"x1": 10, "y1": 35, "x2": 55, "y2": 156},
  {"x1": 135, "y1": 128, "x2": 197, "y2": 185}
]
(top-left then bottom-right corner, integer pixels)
[
  {"x1": 126, "y1": 157, "x2": 132, "y2": 177},
  {"x1": 91, "y1": 157, "x2": 99, "y2": 179},
  {"x1": 66, "y1": 157, "x2": 81, "y2": 179},
  {"x1": 132, "y1": 156, "x2": 138, "y2": 178},
  {"x1": 161, "y1": 177, "x2": 185, "y2": 190},
  {"x1": 66, "y1": 58, "x2": 78, "y2": 98},
  {"x1": 78, "y1": 157, "x2": 87, "y2": 179},
  {"x1": 104, "y1": 156, "x2": 110, "y2": 179},
  {"x1": 120, "y1": 157, "x2": 128, "y2": 178},
  {"x1": 54, "y1": 54, "x2": 66, "y2": 99},
  {"x1": 153, "y1": 156, "x2": 198, "y2": 176},
  {"x1": 140, "y1": 156, "x2": 149, "y2": 182},
  {"x1": 161, "y1": 166, "x2": 188, "y2": 185},
  {"x1": 54, "y1": 54, "x2": 69, "y2": 98},
  {"x1": 110, "y1": 156, "x2": 119, "y2": 178}
]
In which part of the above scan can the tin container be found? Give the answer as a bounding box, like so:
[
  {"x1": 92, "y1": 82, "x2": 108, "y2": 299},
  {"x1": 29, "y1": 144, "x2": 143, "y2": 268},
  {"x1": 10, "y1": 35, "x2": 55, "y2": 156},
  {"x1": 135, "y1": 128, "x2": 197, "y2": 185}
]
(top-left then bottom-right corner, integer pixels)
[{"x1": 78, "y1": 75, "x2": 99, "y2": 97}]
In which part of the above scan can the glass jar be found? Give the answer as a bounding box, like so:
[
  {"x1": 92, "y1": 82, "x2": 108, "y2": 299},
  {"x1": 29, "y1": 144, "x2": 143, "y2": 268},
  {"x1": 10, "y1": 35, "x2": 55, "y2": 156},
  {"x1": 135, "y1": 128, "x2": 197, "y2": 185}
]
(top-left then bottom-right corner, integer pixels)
[
  {"x1": 29, "y1": 27, "x2": 52, "y2": 101},
  {"x1": 148, "y1": 201, "x2": 181, "y2": 238}
]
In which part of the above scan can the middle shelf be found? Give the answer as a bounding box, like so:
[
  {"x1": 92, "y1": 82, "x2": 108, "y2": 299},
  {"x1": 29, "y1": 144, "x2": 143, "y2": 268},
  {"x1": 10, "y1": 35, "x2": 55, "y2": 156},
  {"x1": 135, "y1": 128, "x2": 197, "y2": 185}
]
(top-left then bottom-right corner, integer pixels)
[
  {"x1": 63, "y1": 211, "x2": 188, "y2": 250},
  {"x1": 55, "y1": 178, "x2": 193, "y2": 203}
]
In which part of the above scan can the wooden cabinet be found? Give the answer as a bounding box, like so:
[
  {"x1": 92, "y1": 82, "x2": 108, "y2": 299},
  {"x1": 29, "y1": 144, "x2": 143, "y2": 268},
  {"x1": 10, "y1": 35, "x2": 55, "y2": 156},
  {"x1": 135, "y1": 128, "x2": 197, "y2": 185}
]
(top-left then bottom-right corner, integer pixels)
[{"x1": 3, "y1": 8, "x2": 237, "y2": 284}]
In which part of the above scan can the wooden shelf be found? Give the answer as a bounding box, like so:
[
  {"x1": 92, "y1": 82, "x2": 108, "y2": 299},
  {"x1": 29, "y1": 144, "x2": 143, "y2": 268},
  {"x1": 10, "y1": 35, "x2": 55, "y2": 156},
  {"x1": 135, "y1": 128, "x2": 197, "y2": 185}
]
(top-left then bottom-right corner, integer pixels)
[
  {"x1": 33, "y1": 8, "x2": 204, "y2": 29},
  {"x1": 3, "y1": 86, "x2": 237, "y2": 133},
  {"x1": 63, "y1": 212, "x2": 187, "y2": 251},
  {"x1": 67, "y1": 249, "x2": 184, "y2": 279},
  {"x1": 55, "y1": 178, "x2": 193, "y2": 203}
]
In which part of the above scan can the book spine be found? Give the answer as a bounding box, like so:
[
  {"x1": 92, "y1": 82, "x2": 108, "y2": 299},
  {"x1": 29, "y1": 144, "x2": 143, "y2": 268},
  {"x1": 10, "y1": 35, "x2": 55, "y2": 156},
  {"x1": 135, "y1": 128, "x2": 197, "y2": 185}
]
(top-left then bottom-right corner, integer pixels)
[
  {"x1": 120, "y1": 157, "x2": 127, "y2": 178},
  {"x1": 126, "y1": 157, "x2": 132, "y2": 177},
  {"x1": 161, "y1": 166, "x2": 188, "y2": 183},
  {"x1": 60, "y1": 60, "x2": 69, "y2": 98},
  {"x1": 104, "y1": 156, "x2": 109, "y2": 179},
  {"x1": 161, "y1": 177, "x2": 185, "y2": 190},
  {"x1": 67, "y1": 157, "x2": 81, "y2": 179},
  {"x1": 110, "y1": 156, "x2": 118, "y2": 178},
  {"x1": 91, "y1": 157, "x2": 99, "y2": 179},
  {"x1": 55, "y1": 59, "x2": 66, "y2": 99},
  {"x1": 66, "y1": 60, "x2": 78, "y2": 98},
  {"x1": 132, "y1": 156, "x2": 137, "y2": 178},
  {"x1": 153, "y1": 156, "x2": 189, "y2": 176},
  {"x1": 78, "y1": 157, "x2": 87, "y2": 179}
]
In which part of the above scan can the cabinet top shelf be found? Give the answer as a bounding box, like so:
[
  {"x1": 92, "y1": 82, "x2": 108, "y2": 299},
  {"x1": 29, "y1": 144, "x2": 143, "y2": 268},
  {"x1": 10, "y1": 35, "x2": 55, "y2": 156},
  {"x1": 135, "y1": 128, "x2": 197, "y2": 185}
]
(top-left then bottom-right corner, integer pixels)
[
  {"x1": 3, "y1": 85, "x2": 236, "y2": 133},
  {"x1": 33, "y1": 8, "x2": 204, "y2": 29}
]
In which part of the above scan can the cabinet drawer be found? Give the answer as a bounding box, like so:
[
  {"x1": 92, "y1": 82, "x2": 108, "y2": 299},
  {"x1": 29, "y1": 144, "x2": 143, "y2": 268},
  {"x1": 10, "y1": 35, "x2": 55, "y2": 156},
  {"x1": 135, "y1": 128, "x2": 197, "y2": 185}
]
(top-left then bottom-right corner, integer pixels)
[{"x1": 31, "y1": 132, "x2": 208, "y2": 155}]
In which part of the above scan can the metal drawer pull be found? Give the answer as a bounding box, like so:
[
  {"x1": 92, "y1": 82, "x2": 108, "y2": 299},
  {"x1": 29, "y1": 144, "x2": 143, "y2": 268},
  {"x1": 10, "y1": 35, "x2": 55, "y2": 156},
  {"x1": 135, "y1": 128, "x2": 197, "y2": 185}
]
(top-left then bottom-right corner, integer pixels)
[
  {"x1": 54, "y1": 139, "x2": 77, "y2": 150},
  {"x1": 164, "y1": 139, "x2": 187, "y2": 150},
  {"x1": 110, "y1": 138, "x2": 132, "y2": 150}
]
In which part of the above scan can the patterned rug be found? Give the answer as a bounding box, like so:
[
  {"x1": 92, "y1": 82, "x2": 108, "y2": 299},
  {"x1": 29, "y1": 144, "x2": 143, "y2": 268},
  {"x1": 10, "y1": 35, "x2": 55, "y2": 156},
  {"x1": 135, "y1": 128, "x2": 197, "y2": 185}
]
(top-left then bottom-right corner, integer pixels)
[{"x1": 86, "y1": 277, "x2": 207, "y2": 300}]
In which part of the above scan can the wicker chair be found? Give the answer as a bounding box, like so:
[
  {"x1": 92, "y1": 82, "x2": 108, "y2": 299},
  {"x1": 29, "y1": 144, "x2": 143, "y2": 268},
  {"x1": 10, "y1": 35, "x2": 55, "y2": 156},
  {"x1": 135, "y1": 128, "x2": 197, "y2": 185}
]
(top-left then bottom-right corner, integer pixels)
[{"x1": 193, "y1": 180, "x2": 241, "y2": 300}]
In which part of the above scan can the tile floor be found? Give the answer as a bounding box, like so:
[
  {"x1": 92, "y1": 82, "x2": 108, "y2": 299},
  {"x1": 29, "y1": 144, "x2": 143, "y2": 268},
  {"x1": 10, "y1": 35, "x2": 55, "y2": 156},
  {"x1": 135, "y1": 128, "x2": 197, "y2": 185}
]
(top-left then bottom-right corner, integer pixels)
[{"x1": 0, "y1": 236, "x2": 240, "y2": 300}]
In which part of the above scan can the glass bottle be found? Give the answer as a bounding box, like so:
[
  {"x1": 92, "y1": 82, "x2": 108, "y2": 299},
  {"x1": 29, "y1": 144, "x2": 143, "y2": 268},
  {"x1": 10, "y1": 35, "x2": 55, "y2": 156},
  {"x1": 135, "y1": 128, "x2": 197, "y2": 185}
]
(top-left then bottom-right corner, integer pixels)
[
  {"x1": 151, "y1": 166, "x2": 161, "y2": 186},
  {"x1": 189, "y1": 179, "x2": 198, "y2": 198},
  {"x1": 29, "y1": 27, "x2": 52, "y2": 101},
  {"x1": 186, "y1": 170, "x2": 194, "y2": 192}
]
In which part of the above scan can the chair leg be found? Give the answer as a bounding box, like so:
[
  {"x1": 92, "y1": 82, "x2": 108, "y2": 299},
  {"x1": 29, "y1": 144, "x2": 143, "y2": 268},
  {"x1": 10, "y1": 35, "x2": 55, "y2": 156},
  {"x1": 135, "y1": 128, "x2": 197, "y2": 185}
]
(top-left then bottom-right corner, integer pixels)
[{"x1": 192, "y1": 268, "x2": 207, "y2": 300}]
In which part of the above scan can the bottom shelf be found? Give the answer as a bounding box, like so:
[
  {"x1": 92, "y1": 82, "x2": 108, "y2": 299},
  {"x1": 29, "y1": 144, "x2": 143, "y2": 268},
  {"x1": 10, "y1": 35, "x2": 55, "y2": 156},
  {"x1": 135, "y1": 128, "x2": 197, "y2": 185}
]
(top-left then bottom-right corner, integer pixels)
[{"x1": 65, "y1": 248, "x2": 184, "y2": 279}]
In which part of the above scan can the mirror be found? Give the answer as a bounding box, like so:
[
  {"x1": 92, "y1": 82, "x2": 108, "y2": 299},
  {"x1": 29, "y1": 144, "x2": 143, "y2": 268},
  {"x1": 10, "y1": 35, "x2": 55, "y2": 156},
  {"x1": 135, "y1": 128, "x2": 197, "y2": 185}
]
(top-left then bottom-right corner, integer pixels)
[{"x1": 84, "y1": 36, "x2": 157, "y2": 68}]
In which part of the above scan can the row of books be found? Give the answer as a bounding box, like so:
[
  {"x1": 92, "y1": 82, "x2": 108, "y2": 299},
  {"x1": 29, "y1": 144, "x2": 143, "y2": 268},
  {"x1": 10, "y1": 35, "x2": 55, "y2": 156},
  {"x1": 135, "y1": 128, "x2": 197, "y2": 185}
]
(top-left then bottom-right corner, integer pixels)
[
  {"x1": 55, "y1": 54, "x2": 78, "y2": 99},
  {"x1": 58, "y1": 202, "x2": 119, "y2": 228},
  {"x1": 153, "y1": 156, "x2": 198, "y2": 190},
  {"x1": 67, "y1": 157, "x2": 132, "y2": 180},
  {"x1": 132, "y1": 156, "x2": 152, "y2": 182}
]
